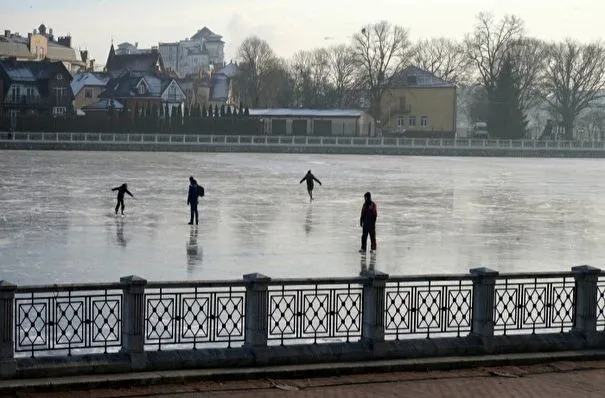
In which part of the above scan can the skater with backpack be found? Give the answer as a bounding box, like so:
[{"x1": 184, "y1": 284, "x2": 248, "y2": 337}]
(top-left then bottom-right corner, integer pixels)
[{"x1": 187, "y1": 176, "x2": 205, "y2": 225}]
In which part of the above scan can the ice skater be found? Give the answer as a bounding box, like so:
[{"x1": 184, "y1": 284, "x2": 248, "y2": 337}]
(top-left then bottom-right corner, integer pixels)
[
  {"x1": 299, "y1": 170, "x2": 322, "y2": 201},
  {"x1": 187, "y1": 176, "x2": 200, "y2": 225},
  {"x1": 112, "y1": 183, "x2": 134, "y2": 216},
  {"x1": 359, "y1": 192, "x2": 377, "y2": 253}
]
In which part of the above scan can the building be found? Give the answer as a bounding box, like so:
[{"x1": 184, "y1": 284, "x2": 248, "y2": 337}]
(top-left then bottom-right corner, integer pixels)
[
  {"x1": 99, "y1": 71, "x2": 186, "y2": 118},
  {"x1": 0, "y1": 25, "x2": 86, "y2": 73},
  {"x1": 381, "y1": 65, "x2": 456, "y2": 138},
  {"x1": 158, "y1": 27, "x2": 225, "y2": 77},
  {"x1": 71, "y1": 72, "x2": 111, "y2": 109},
  {"x1": 209, "y1": 61, "x2": 238, "y2": 106},
  {"x1": 114, "y1": 42, "x2": 151, "y2": 55},
  {"x1": 0, "y1": 58, "x2": 73, "y2": 128},
  {"x1": 104, "y1": 44, "x2": 164, "y2": 77},
  {"x1": 249, "y1": 109, "x2": 375, "y2": 136}
]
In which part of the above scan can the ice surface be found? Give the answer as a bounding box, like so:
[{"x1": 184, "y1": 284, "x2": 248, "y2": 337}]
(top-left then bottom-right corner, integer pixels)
[{"x1": 1, "y1": 151, "x2": 605, "y2": 284}]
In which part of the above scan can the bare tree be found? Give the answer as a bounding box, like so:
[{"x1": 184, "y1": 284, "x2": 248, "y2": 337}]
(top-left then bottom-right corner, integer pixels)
[
  {"x1": 543, "y1": 40, "x2": 605, "y2": 139},
  {"x1": 236, "y1": 36, "x2": 279, "y2": 107},
  {"x1": 327, "y1": 45, "x2": 357, "y2": 107},
  {"x1": 465, "y1": 13, "x2": 524, "y2": 92},
  {"x1": 508, "y1": 38, "x2": 548, "y2": 110},
  {"x1": 412, "y1": 38, "x2": 471, "y2": 84},
  {"x1": 352, "y1": 21, "x2": 412, "y2": 120},
  {"x1": 291, "y1": 48, "x2": 332, "y2": 108}
]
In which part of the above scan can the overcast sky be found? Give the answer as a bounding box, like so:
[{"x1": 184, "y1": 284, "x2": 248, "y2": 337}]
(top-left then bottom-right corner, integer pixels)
[{"x1": 5, "y1": 0, "x2": 604, "y2": 66}]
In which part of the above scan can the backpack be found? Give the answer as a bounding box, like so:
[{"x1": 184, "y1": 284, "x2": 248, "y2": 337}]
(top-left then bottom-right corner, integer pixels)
[{"x1": 198, "y1": 185, "x2": 205, "y2": 197}]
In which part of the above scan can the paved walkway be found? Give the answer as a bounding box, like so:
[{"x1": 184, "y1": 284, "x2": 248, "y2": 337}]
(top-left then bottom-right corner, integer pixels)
[{"x1": 11, "y1": 360, "x2": 605, "y2": 398}]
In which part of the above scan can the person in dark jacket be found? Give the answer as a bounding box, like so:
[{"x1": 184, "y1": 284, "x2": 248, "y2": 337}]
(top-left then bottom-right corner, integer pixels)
[
  {"x1": 112, "y1": 183, "x2": 134, "y2": 215},
  {"x1": 187, "y1": 176, "x2": 200, "y2": 225},
  {"x1": 359, "y1": 192, "x2": 377, "y2": 253},
  {"x1": 299, "y1": 170, "x2": 322, "y2": 201}
]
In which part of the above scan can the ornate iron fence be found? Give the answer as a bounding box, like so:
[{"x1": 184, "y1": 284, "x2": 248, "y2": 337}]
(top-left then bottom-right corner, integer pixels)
[
  {"x1": 384, "y1": 276, "x2": 473, "y2": 339},
  {"x1": 493, "y1": 273, "x2": 575, "y2": 335},
  {"x1": 14, "y1": 284, "x2": 123, "y2": 358},
  {"x1": 3, "y1": 267, "x2": 602, "y2": 362},
  {"x1": 267, "y1": 278, "x2": 364, "y2": 345},
  {"x1": 597, "y1": 277, "x2": 605, "y2": 331},
  {"x1": 143, "y1": 282, "x2": 246, "y2": 351}
]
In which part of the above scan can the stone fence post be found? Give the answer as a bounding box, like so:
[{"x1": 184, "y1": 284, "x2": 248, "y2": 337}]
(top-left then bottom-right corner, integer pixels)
[
  {"x1": 120, "y1": 275, "x2": 147, "y2": 370},
  {"x1": 571, "y1": 265, "x2": 601, "y2": 341},
  {"x1": 470, "y1": 267, "x2": 499, "y2": 342},
  {"x1": 360, "y1": 270, "x2": 389, "y2": 345},
  {"x1": 0, "y1": 281, "x2": 16, "y2": 378},
  {"x1": 243, "y1": 273, "x2": 271, "y2": 349}
]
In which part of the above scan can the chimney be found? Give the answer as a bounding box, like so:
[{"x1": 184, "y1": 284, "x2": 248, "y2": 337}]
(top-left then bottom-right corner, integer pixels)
[
  {"x1": 4, "y1": 30, "x2": 9, "y2": 37},
  {"x1": 28, "y1": 33, "x2": 32, "y2": 41},
  {"x1": 58, "y1": 36, "x2": 72, "y2": 48},
  {"x1": 80, "y1": 50, "x2": 88, "y2": 64},
  {"x1": 135, "y1": 42, "x2": 138, "y2": 48},
  {"x1": 8, "y1": 56, "x2": 17, "y2": 66}
]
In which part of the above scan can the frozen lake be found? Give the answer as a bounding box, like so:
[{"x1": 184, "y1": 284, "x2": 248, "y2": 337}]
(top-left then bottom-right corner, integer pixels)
[{"x1": 1, "y1": 151, "x2": 604, "y2": 284}]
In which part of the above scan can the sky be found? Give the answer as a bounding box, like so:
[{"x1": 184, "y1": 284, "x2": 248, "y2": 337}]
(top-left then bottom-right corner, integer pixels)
[{"x1": 4, "y1": 0, "x2": 605, "y2": 67}]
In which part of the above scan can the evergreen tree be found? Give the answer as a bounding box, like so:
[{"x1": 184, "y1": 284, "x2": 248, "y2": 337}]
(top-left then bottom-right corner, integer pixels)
[
  {"x1": 133, "y1": 104, "x2": 140, "y2": 132},
  {"x1": 151, "y1": 104, "x2": 158, "y2": 132},
  {"x1": 119, "y1": 102, "x2": 129, "y2": 133},
  {"x1": 164, "y1": 103, "x2": 170, "y2": 133},
  {"x1": 214, "y1": 104, "x2": 219, "y2": 118},
  {"x1": 226, "y1": 105, "x2": 232, "y2": 117},
  {"x1": 244, "y1": 106, "x2": 250, "y2": 117},
  {"x1": 239, "y1": 102, "x2": 244, "y2": 118},
  {"x1": 201, "y1": 104, "x2": 207, "y2": 118},
  {"x1": 220, "y1": 104, "x2": 226, "y2": 118},
  {"x1": 489, "y1": 57, "x2": 527, "y2": 139}
]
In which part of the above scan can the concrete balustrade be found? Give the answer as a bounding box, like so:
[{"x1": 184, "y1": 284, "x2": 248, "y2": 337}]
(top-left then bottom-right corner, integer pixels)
[{"x1": 2, "y1": 132, "x2": 605, "y2": 157}]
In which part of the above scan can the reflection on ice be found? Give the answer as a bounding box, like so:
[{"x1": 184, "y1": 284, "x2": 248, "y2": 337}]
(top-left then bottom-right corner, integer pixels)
[{"x1": 2, "y1": 151, "x2": 605, "y2": 284}]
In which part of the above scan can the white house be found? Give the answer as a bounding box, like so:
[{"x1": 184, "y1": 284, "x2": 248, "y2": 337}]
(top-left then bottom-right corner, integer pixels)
[{"x1": 158, "y1": 27, "x2": 225, "y2": 78}]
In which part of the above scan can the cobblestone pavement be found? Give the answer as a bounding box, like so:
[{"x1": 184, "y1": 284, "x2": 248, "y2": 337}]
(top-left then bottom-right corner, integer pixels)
[{"x1": 12, "y1": 361, "x2": 605, "y2": 398}]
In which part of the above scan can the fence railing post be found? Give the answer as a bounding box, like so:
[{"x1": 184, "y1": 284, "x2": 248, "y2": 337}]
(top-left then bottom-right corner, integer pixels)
[
  {"x1": 120, "y1": 275, "x2": 147, "y2": 370},
  {"x1": 243, "y1": 273, "x2": 271, "y2": 349},
  {"x1": 470, "y1": 267, "x2": 499, "y2": 342},
  {"x1": 360, "y1": 270, "x2": 389, "y2": 345},
  {"x1": 572, "y1": 265, "x2": 601, "y2": 341},
  {"x1": 0, "y1": 281, "x2": 16, "y2": 379}
]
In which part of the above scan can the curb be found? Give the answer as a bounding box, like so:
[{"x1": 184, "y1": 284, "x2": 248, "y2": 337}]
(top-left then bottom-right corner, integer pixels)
[{"x1": 3, "y1": 350, "x2": 605, "y2": 394}]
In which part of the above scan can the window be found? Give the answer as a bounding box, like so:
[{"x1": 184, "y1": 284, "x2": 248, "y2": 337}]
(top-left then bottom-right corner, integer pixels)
[
  {"x1": 56, "y1": 74, "x2": 63, "y2": 80},
  {"x1": 52, "y1": 106, "x2": 67, "y2": 116},
  {"x1": 9, "y1": 86, "x2": 21, "y2": 103},
  {"x1": 85, "y1": 89, "x2": 92, "y2": 98},
  {"x1": 397, "y1": 117, "x2": 405, "y2": 127},
  {"x1": 138, "y1": 83, "x2": 146, "y2": 95},
  {"x1": 421, "y1": 116, "x2": 428, "y2": 127},
  {"x1": 53, "y1": 87, "x2": 67, "y2": 104},
  {"x1": 408, "y1": 116, "x2": 416, "y2": 127}
]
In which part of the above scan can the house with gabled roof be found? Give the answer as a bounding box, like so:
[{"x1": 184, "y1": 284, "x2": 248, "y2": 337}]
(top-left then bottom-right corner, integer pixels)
[
  {"x1": 380, "y1": 65, "x2": 457, "y2": 138},
  {"x1": 71, "y1": 71, "x2": 111, "y2": 109},
  {"x1": 0, "y1": 58, "x2": 73, "y2": 128},
  {"x1": 99, "y1": 70, "x2": 185, "y2": 119},
  {"x1": 104, "y1": 43, "x2": 164, "y2": 77}
]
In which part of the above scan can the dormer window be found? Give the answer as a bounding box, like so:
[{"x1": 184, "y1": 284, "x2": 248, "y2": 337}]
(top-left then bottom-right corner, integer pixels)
[
  {"x1": 56, "y1": 74, "x2": 63, "y2": 80},
  {"x1": 138, "y1": 85, "x2": 145, "y2": 95}
]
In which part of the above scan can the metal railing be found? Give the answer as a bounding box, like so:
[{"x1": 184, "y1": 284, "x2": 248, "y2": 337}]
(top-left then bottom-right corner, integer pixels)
[
  {"x1": 2, "y1": 131, "x2": 605, "y2": 150},
  {"x1": 1, "y1": 266, "x2": 603, "y2": 363}
]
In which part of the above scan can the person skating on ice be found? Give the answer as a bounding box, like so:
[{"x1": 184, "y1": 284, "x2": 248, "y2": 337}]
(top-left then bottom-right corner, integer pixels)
[
  {"x1": 299, "y1": 170, "x2": 322, "y2": 201},
  {"x1": 359, "y1": 192, "x2": 377, "y2": 253},
  {"x1": 187, "y1": 176, "x2": 200, "y2": 225},
  {"x1": 112, "y1": 183, "x2": 134, "y2": 216}
]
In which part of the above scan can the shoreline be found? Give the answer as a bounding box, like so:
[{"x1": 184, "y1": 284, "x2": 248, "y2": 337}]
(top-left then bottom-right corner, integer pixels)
[{"x1": 3, "y1": 140, "x2": 605, "y2": 158}]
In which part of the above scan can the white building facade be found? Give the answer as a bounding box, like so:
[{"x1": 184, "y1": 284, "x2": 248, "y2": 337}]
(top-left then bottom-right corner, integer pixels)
[{"x1": 158, "y1": 27, "x2": 224, "y2": 78}]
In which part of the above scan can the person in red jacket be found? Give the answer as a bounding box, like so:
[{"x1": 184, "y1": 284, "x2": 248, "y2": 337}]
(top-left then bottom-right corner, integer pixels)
[{"x1": 359, "y1": 192, "x2": 377, "y2": 253}]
